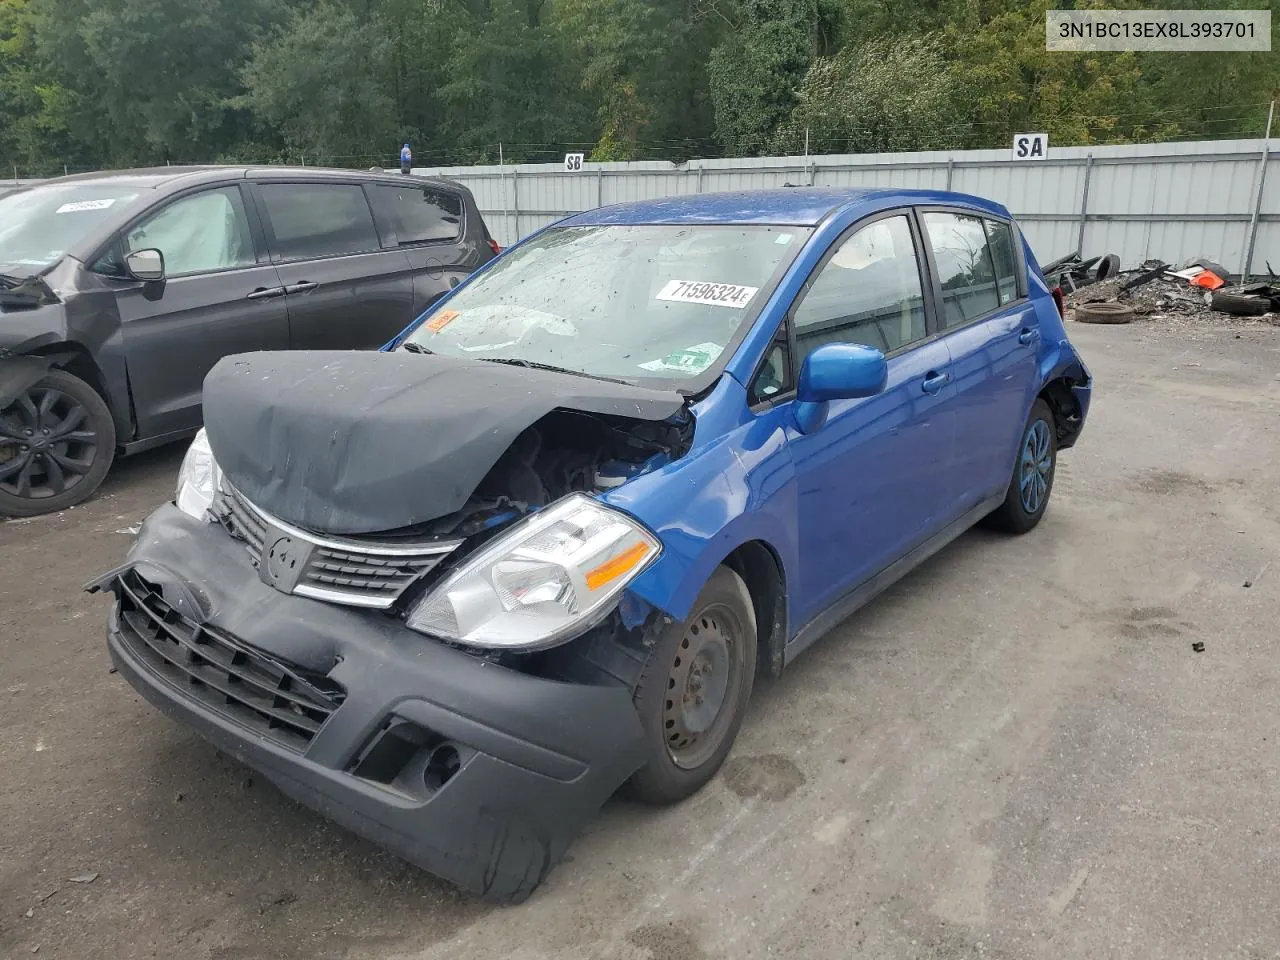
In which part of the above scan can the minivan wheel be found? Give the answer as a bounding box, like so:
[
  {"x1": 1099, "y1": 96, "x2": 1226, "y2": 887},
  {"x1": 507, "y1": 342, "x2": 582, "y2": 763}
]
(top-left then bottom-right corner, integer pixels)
[
  {"x1": 624, "y1": 566, "x2": 757, "y2": 805},
  {"x1": 984, "y1": 398, "x2": 1056, "y2": 535},
  {"x1": 0, "y1": 369, "x2": 116, "y2": 517}
]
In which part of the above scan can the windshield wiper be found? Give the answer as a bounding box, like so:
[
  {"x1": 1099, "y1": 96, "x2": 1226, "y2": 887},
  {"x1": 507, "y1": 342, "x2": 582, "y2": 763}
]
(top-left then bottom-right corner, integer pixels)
[
  {"x1": 478, "y1": 357, "x2": 631, "y2": 385},
  {"x1": 400, "y1": 341, "x2": 433, "y2": 355}
]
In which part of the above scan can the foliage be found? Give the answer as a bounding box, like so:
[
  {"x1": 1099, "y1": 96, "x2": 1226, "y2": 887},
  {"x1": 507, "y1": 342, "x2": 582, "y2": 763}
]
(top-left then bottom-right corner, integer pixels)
[{"x1": 0, "y1": 0, "x2": 1275, "y2": 176}]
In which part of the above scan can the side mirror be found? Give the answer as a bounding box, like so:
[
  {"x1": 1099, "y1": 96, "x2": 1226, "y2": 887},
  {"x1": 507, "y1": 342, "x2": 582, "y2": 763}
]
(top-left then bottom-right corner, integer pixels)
[
  {"x1": 796, "y1": 342, "x2": 888, "y2": 404},
  {"x1": 125, "y1": 248, "x2": 165, "y2": 283}
]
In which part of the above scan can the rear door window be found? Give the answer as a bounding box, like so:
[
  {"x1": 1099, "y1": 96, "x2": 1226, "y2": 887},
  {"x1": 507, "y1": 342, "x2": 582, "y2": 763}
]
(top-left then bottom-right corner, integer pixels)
[
  {"x1": 369, "y1": 184, "x2": 463, "y2": 245},
  {"x1": 259, "y1": 183, "x2": 381, "y2": 261},
  {"x1": 921, "y1": 211, "x2": 1001, "y2": 328},
  {"x1": 984, "y1": 219, "x2": 1020, "y2": 305}
]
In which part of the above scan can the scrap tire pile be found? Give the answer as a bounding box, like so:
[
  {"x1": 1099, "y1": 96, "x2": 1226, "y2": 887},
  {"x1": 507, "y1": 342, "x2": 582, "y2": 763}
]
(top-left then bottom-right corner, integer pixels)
[{"x1": 1074, "y1": 302, "x2": 1135, "y2": 325}]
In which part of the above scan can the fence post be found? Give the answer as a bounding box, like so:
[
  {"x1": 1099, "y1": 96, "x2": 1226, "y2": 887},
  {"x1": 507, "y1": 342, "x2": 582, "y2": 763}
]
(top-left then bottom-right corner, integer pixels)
[
  {"x1": 696, "y1": 165, "x2": 704, "y2": 194},
  {"x1": 1076, "y1": 154, "x2": 1094, "y2": 257},
  {"x1": 512, "y1": 167, "x2": 520, "y2": 241},
  {"x1": 945, "y1": 158, "x2": 954, "y2": 191},
  {"x1": 1241, "y1": 100, "x2": 1275, "y2": 283},
  {"x1": 597, "y1": 167, "x2": 604, "y2": 208}
]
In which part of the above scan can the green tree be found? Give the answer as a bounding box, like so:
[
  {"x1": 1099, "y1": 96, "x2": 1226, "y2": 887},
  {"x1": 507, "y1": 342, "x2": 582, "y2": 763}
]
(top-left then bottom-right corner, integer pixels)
[
  {"x1": 437, "y1": 0, "x2": 589, "y2": 163},
  {"x1": 707, "y1": 0, "x2": 840, "y2": 156},
  {"x1": 239, "y1": 0, "x2": 399, "y2": 163},
  {"x1": 32, "y1": 0, "x2": 284, "y2": 166},
  {"x1": 776, "y1": 34, "x2": 968, "y2": 154}
]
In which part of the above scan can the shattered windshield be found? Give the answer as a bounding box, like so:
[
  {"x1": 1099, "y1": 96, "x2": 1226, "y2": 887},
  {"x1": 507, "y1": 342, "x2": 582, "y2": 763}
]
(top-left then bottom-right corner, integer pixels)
[
  {"x1": 0, "y1": 182, "x2": 150, "y2": 272},
  {"x1": 401, "y1": 224, "x2": 809, "y2": 384}
]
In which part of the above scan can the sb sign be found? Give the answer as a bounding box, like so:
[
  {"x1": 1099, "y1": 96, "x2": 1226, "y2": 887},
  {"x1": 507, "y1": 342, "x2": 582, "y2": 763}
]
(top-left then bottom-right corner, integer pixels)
[
  {"x1": 1012, "y1": 133, "x2": 1048, "y2": 160},
  {"x1": 564, "y1": 153, "x2": 585, "y2": 172}
]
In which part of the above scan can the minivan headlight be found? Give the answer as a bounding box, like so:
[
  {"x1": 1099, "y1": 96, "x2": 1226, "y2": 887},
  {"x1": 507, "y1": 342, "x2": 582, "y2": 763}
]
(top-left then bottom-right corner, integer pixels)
[
  {"x1": 175, "y1": 428, "x2": 222, "y2": 520},
  {"x1": 406, "y1": 494, "x2": 660, "y2": 651}
]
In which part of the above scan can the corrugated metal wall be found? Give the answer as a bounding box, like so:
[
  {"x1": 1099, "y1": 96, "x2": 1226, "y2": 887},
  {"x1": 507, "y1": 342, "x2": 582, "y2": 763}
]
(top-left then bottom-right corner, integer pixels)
[{"x1": 420, "y1": 139, "x2": 1279, "y2": 276}]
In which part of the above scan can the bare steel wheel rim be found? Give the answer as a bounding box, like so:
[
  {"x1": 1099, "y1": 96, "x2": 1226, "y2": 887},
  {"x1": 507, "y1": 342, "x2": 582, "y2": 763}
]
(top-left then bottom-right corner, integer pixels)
[
  {"x1": 0, "y1": 386, "x2": 98, "y2": 501},
  {"x1": 663, "y1": 604, "x2": 745, "y2": 770}
]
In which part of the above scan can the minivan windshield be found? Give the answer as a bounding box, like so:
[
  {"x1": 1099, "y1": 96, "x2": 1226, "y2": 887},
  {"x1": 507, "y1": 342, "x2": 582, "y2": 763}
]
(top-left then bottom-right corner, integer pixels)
[
  {"x1": 400, "y1": 224, "x2": 809, "y2": 385},
  {"x1": 0, "y1": 182, "x2": 150, "y2": 272}
]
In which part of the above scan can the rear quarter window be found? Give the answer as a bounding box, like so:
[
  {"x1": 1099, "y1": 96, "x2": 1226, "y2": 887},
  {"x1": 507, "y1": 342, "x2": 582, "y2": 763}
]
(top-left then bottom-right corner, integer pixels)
[{"x1": 369, "y1": 183, "x2": 463, "y2": 245}]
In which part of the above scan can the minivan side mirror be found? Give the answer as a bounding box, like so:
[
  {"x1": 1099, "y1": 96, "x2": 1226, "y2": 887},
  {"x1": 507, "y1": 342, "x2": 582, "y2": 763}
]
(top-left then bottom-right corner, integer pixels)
[
  {"x1": 796, "y1": 342, "x2": 888, "y2": 404},
  {"x1": 125, "y1": 248, "x2": 165, "y2": 283}
]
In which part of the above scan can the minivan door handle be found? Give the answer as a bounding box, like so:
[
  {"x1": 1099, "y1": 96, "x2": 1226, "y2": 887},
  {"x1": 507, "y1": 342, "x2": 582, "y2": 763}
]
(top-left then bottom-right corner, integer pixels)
[
  {"x1": 246, "y1": 286, "x2": 286, "y2": 300},
  {"x1": 921, "y1": 371, "x2": 950, "y2": 395},
  {"x1": 1018, "y1": 327, "x2": 1040, "y2": 346},
  {"x1": 284, "y1": 281, "x2": 319, "y2": 295}
]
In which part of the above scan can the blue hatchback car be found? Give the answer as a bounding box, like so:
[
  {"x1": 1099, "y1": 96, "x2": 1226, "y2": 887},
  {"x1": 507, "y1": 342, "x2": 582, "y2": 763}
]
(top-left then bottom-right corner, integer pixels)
[{"x1": 96, "y1": 188, "x2": 1091, "y2": 903}]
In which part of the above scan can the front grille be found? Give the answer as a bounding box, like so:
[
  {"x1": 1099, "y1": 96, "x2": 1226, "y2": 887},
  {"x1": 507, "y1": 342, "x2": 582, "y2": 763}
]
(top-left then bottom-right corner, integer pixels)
[
  {"x1": 115, "y1": 569, "x2": 345, "y2": 751},
  {"x1": 212, "y1": 486, "x2": 459, "y2": 609}
]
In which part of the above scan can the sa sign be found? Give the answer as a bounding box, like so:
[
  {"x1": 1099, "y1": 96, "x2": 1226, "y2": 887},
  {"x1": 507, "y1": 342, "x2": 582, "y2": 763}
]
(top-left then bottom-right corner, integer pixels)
[
  {"x1": 564, "y1": 153, "x2": 585, "y2": 172},
  {"x1": 1012, "y1": 133, "x2": 1048, "y2": 160}
]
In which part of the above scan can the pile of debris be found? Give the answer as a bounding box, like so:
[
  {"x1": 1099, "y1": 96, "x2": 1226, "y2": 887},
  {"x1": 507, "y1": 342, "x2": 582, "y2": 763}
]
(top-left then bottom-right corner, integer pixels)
[{"x1": 1044, "y1": 252, "x2": 1280, "y2": 326}]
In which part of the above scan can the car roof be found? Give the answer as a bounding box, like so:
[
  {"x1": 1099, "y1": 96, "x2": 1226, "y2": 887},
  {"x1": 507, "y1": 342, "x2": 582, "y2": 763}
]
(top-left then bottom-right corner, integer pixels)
[
  {"x1": 563, "y1": 187, "x2": 1012, "y2": 227},
  {"x1": 32, "y1": 165, "x2": 461, "y2": 194}
]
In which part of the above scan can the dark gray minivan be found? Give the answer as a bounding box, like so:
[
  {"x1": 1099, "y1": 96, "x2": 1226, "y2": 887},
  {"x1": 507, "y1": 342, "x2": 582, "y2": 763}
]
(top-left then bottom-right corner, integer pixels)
[{"x1": 0, "y1": 166, "x2": 497, "y2": 516}]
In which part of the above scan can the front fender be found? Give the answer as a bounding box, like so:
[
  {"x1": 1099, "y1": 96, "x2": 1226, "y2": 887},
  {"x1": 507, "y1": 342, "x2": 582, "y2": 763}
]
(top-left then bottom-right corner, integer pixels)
[
  {"x1": 0, "y1": 354, "x2": 56, "y2": 407},
  {"x1": 604, "y1": 379, "x2": 799, "y2": 625}
]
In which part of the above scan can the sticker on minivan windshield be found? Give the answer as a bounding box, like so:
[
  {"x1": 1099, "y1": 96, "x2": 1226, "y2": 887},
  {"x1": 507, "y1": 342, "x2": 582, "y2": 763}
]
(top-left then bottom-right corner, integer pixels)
[
  {"x1": 656, "y1": 279, "x2": 758, "y2": 309},
  {"x1": 55, "y1": 198, "x2": 121, "y2": 214},
  {"x1": 638, "y1": 342, "x2": 724, "y2": 375},
  {"x1": 425, "y1": 310, "x2": 459, "y2": 332}
]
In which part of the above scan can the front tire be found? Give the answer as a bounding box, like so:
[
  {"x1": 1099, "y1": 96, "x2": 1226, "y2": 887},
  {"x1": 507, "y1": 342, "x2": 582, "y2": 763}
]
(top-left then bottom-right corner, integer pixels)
[
  {"x1": 985, "y1": 398, "x2": 1056, "y2": 534},
  {"x1": 0, "y1": 369, "x2": 116, "y2": 517},
  {"x1": 625, "y1": 566, "x2": 757, "y2": 805}
]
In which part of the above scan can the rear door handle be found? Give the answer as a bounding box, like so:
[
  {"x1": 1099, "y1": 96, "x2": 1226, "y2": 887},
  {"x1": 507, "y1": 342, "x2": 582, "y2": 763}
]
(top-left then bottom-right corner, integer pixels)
[
  {"x1": 1018, "y1": 327, "x2": 1040, "y2": 346},
  {"x1": 246, "y1": 286, "x2": 286, "y2": 300},
  {"x1": 285, "y1": 281, "x2": 319, "y2": 294},
  {"x1": 922, "y1": 371, "x2": 950, "y2": 395}
]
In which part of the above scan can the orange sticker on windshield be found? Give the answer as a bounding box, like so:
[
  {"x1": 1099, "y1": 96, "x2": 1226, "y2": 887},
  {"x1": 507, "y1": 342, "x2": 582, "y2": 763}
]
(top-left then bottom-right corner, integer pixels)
[{"x1": 426, "y1": 310, "x2": 459, "y2": 332}]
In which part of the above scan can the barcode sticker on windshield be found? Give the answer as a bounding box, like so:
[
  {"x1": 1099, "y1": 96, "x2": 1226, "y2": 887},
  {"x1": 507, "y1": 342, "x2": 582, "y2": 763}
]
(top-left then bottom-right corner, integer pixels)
[
  {"x1": 55, "y1": 199, "x2": 119, "y2": 214},
  {"x1": 656, "y1": 279, "x2": 758, "y2": 309}
]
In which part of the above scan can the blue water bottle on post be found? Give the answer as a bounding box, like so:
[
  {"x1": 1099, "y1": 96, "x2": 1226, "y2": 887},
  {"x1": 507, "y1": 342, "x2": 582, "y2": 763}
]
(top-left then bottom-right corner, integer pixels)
[{"x1": 400, "y1": 143, "x2": 412, "y2": 176}]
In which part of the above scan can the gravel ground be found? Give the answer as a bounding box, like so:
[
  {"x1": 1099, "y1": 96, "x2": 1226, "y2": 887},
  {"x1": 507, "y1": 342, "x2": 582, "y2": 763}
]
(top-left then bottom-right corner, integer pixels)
[{"x1": 2, "y1": 321, "x2": 1278, "y2": 960}]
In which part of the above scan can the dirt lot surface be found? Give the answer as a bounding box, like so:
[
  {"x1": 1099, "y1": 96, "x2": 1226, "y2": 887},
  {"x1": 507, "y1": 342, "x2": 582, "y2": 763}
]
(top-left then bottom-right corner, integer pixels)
[{"x1": 3, "y1": 321, "x2": 1279, "y2": 960}]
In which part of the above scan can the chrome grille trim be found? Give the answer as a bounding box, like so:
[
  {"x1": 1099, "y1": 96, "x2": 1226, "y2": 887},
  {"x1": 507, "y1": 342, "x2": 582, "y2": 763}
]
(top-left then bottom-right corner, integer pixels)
[{"x1": 212, "y1": 485, "x2": 461, "y2": 609}]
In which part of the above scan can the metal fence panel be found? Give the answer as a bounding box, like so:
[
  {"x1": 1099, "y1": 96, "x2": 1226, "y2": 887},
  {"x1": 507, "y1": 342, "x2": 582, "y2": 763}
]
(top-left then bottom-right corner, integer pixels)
[{"x1": 422, "y1": 139, "x2": 1278, "y2": 275}]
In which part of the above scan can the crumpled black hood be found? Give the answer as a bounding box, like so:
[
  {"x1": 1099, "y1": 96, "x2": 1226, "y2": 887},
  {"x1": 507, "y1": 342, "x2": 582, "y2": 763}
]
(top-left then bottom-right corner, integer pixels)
[{"x1": 202, "y1": 351, "x2": 685, "y2": 535}]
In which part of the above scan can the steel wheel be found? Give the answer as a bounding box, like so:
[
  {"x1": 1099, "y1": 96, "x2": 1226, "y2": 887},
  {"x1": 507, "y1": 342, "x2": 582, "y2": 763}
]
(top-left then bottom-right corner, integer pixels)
[
  {"x1": 663, "y1": 603, "x2": 747, "y2": 771},
  {"x1": 1018, "y1": 418, "x2": 1053, "y2": 514}
]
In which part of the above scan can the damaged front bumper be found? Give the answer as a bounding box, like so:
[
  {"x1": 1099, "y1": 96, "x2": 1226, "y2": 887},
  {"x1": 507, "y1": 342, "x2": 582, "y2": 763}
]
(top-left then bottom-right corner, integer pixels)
[{"x1": 96, "y1": 505, "x2": 647, "y2": 903}]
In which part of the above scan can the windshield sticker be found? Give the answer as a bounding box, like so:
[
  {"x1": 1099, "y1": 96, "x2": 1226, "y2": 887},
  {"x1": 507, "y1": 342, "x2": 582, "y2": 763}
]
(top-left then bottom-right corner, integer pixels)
[
  {"x1": 656, "y1": 279, "x2": 759, "y2": 309},
  {"x1": 775, "y1": 233, "x2": 793, "y2": 245},
  {"x1": 55, "y1": 198, "x2": 121, "y2": 214},
  {"x1": 638, "y1": 342, "x2": 724, "y2": 375},
  {"x1": 425, "y1": 309, "x2": 459, "y2": 332}
]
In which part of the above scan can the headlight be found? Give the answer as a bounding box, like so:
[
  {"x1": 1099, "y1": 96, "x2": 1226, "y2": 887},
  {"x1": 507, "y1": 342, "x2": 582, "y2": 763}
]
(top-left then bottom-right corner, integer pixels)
[
  {"x1": 406, "y1": 494, "x2": 660, "y2": 651},
  {"x1": 175, "y1": 428, "x2": 222, "y2": 520}
]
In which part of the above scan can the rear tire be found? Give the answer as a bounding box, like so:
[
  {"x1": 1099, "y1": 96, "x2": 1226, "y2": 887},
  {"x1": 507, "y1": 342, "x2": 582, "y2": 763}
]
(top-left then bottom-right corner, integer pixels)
[
  {"x1": 0, "y1": 369, "x2": 116, "y2": 517},
  {"x1": 624, "y1": 567, "x2": 757, "y2": 805},
  {"x1": 985, "y1": 398, "x2": 1056, "y2": 535}
]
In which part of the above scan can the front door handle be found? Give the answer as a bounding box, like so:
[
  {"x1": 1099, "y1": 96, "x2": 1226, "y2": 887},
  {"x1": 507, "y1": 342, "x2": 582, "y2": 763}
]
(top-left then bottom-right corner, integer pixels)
[
  {"x1": 1018, "y1": 327, "x2": 1040, "y2": 346},
  {"x1": 246, "y1": 286, "x2": 286, "y2": 300},
  {"x1": 922, "y1": 371, "x2": 950, "y2": 395},
  {"x1": 284, "y1": 281, "x2": 319, "y2": 294}
]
